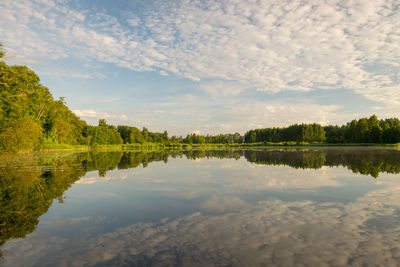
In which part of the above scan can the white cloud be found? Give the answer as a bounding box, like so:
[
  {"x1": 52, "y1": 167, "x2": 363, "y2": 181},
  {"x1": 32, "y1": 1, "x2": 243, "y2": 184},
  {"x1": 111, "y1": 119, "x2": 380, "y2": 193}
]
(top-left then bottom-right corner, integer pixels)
[
  {"x1": 0, "y1": 0, "x2": 399, "y2": 104},
  {"x1": 146, "y1": 95, "x2": 346, "y2": 135},
  {"x1": 198, "y1": 80, "x2": 248, "y2": 97},
  {"x1": 72, "y1": 109, "x2": 130, "y2": 122},
  {"x1": 159, "y1": 70, "x2": 168, "y2": 76},
  {"x1": 227, "y1": 101, "x2": 344, "y2": 129},
  {"x1": 38, "y1": 68, "x2": 93, "y2": 79},
  {"x1": 149, "y1": 110, "x2": 165, "y2": 114}
]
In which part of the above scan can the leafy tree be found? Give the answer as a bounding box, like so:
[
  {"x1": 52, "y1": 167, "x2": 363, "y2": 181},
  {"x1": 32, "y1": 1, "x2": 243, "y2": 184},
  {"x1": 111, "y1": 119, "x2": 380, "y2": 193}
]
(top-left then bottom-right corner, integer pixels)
[
  {"x1": 248, "y1": 131, "x2": 256, "y2": 143},
  {"x1": 98, "y1": 119, "x2": 107, "y2": 128},
  {"x1": 0, "y1": 43, "x2": 4, "y2": 59},
  {"x1": 244, "y1": 115, "x2": 399, "y2": 144},
  {"x1": 325, "y1": 126, "x2": 346, "y2": 143},
  {"x1": 233, "y1": 132, "x2": 241, "y2": 143},
  {"x1": 89, "y1": 119, "x2": 123, "y2": 145},
  {"x1": 162, "y1": 131, "x2": 169, "y2": 142},
  {"x1": 43, "y1": 98, "x2": 86, "y2": 144},
  {"x1": 369, "y1": 125, "x2": 382, "y2": 143},
  {"x1": 142, "y1": 127, "x2": 149, "y2": 142},
  {"x1": 244, "y1": 123, "x2": 325, "y2": 143},
  {"x1": 0, "y1": 118, "x2": 42, "y2": 152}
]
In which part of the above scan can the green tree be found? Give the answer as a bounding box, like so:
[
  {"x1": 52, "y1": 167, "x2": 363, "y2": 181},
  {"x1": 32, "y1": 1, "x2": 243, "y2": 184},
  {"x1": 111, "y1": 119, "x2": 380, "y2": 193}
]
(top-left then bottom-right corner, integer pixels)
[
  {"x1": 369, "y1": 125, "x2": 383, "y2": 143},
  {"x1": 0, "y1": 118, "x2": 42, "y2": 152},
  {"x1": 130, "y1": 127, "x2": 145, "y2": 144},
  {"x1": 249, "y1": 131, "x2": 256, "y2": 143},
  {"x1": 43, "y1": 98, "x2": 86, "y2": 144},
  {"x1": 0, "y1": 43, "x2": 4, "y2": 59}
]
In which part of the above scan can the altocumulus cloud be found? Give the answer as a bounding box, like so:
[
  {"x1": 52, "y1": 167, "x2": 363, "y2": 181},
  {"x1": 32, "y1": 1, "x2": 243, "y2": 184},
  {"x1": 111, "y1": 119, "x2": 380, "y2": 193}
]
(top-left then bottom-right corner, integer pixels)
[{"x1": 0, "y1": 0, "x2": 399, "y2": 105}]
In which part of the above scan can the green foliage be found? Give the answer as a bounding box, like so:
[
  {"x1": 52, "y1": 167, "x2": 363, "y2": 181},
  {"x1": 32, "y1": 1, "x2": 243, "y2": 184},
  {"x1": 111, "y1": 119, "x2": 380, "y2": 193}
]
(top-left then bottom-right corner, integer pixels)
[
  {"x1": 0, "y1": 118, "x2": 42, "y2": 152},
  {"x1": 244, "y1": 123, "x2": 326, "y2": 143},
  {"x1": 117, "y1": 125, "x2": 145, "y2": 144},
  {"x1": 0, "y1": 48, "x2": 89, "y2": 152},
  {"x1": 245, "y1": 115, "x2": 400, "y2": 145},
  {"x1": 0, "y1": 46, "x2": 125, "y2": 152},
  {"x1": 325, "y1": 126, "x2": 346, "y2": 143},
  {"x1": 84, "y1": 120, "x2": 123, "y2": 145},
  {"x1": 183, "y1": 133, "x2": 205, "y2": 144},
  {"x1": 180, "y1": 132, "x2": 243, "y2": 144},
  {"x1": 326, "y1": 115, "x2": 399, "y2": 144},
  {"x1": 117, "y1": 125, "x2": 169, "y2": 144},
  {"x1": 0, "y1": 62, "x2": 52, "y2": 130},
  {"x1": 43, "y1": 98, "x2": 86, "y2": 145},
  {"x1": 0, "y1": 43, "x2": 4, "y2": 59}
]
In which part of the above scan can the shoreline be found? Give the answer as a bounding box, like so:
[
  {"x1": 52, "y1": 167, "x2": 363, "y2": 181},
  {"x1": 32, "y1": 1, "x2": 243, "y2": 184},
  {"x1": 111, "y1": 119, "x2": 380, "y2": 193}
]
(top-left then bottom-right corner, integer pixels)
[
  {"x1": 2, "y1": 142, "x2": 399, "y2": 155},
  {"x1": 31, "y1": 142, "x2": 400, "y2": 153}
]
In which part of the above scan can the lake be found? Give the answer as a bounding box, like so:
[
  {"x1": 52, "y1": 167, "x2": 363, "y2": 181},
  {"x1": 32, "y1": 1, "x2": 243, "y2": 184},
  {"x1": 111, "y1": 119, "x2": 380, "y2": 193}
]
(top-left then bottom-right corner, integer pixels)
[{"x1": 1, "y1": 147, "x2": 400, "y2": 266}]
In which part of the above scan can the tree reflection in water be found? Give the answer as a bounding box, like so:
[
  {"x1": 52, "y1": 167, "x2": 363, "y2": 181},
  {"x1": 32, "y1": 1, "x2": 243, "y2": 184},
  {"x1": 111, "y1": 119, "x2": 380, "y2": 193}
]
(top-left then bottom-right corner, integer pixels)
[{"x1": 1, "y1": 147, "x2": 400, "y2": 258}]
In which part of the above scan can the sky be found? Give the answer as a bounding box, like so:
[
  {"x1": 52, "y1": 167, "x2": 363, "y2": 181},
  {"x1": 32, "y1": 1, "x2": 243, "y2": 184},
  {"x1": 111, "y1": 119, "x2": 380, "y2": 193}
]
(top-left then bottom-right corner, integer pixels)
[{"x1": 0, "y1": 0, "x2": 399, "y2": 136}]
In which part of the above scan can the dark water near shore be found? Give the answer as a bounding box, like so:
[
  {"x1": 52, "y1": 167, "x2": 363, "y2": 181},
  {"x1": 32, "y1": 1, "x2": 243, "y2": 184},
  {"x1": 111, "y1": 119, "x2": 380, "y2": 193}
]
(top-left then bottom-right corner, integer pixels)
[{"x1": 1, "y1": 147, "x2": 400, "y2": 266}]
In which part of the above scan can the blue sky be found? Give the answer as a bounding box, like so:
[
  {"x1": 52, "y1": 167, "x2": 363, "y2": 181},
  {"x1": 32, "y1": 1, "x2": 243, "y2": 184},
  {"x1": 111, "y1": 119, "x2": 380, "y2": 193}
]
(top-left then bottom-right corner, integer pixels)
[{"x1": 1, "y1": 0, "x2": 399, "y2": 135}]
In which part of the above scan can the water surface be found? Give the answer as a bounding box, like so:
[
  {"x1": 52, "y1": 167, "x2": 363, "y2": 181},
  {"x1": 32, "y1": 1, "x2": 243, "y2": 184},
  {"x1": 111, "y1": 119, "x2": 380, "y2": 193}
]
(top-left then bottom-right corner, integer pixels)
[{"x1": 1, "y1": 147, "x2": 400, "y2": 266}]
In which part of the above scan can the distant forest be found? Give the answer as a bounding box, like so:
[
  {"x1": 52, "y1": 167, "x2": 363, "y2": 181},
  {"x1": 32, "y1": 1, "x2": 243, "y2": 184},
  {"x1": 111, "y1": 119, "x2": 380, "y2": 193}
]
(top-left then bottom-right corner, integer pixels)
[
  {"x1": 244, "y1": 116, "x2": 400, "y2": 144},
  {"x1": 1, "y1": 43, "x2": 400, "y2": 152}
]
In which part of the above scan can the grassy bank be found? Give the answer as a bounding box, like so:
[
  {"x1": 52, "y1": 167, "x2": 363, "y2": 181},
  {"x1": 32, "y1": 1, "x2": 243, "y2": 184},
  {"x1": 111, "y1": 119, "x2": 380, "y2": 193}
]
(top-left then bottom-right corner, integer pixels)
[{"x1": 34, "y1": 141, "x2": 400, "y2": 153}]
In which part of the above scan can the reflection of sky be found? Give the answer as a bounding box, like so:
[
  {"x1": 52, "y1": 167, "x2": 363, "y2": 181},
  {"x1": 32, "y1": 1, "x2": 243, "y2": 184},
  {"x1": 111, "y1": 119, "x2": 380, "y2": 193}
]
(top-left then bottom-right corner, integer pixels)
[{"x1": 2, "y1": 157, "x2": 400, "y2": 266}]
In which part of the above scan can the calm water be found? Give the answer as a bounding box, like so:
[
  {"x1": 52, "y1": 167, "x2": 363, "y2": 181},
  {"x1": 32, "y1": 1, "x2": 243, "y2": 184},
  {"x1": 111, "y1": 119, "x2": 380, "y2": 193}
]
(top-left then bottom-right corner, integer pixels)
[{"x1": 1, "y1": 147, "x2": 400, "y2": 266}]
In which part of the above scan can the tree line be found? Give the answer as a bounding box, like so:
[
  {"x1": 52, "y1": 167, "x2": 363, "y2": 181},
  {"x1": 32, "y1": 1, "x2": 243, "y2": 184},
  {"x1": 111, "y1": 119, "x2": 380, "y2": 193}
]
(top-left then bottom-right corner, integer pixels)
[
  {"x1": 170, "y1": 132, "x2": 242, "y2": 144},
  {"x1": 244, "y1": 115, "x2": 400, "y2": 144},
  {"x1": 245, "y1": 123, "x2": 325, "y2": 143},
  {"x1": 325, "y1": 116, "x2": 400, "y2": 144}
]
